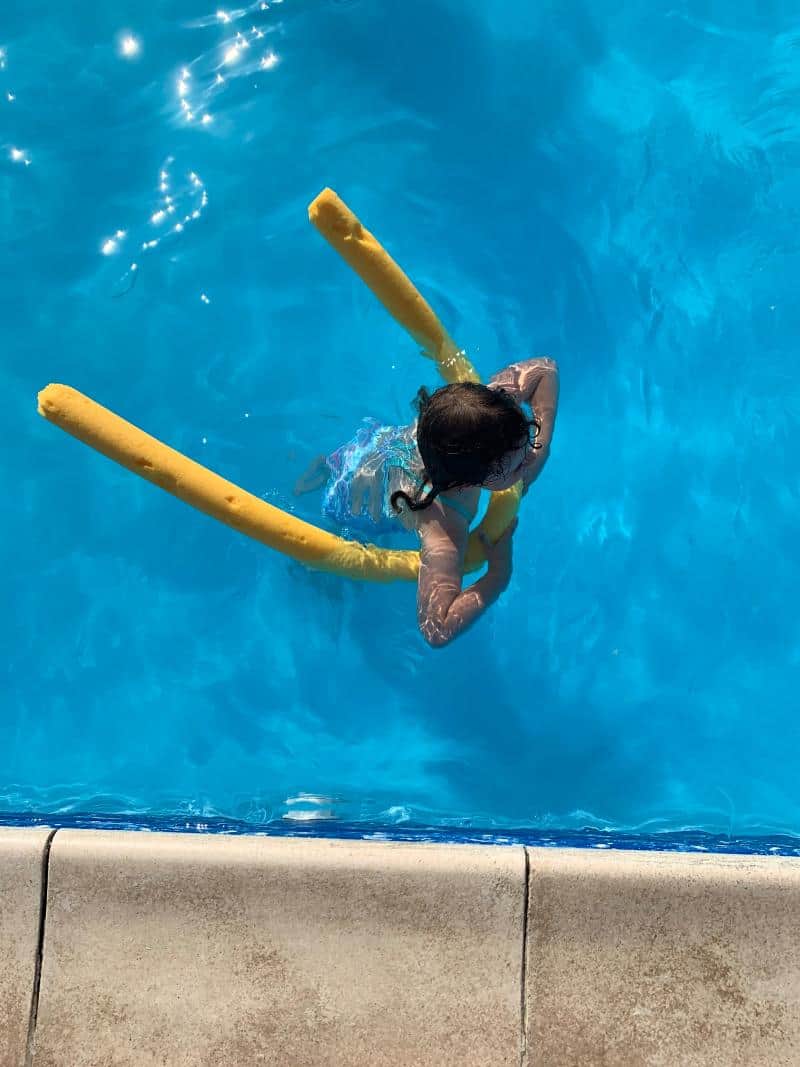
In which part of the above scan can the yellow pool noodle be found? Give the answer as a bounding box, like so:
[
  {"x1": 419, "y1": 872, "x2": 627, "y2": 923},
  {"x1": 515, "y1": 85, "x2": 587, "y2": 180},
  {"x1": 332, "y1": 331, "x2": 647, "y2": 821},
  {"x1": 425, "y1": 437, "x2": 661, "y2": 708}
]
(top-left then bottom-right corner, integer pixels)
[
  {"x1": 37, "y1": 384, "x2": 421, "y2": 582},
  {"x1": 36, "y1": 187, "x2": 521, "y2": 581},
  {"x1": 309, "y1": 188, "x2": 479, "y2": 385},
  {"x1": 308, "y1": 187, "x2": 521, "y2": 566},
  {"x1": 37, "y1": 383, "x2": 517, "y2": 579}
]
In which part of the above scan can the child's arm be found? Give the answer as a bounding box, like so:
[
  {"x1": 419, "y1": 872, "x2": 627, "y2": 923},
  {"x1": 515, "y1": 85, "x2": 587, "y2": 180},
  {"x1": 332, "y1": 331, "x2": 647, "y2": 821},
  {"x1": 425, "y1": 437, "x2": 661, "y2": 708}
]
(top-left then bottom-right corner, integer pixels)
[
  {"x1": 416, "y1": 513, "x2": 516, "y2": 648},
  {"x1": 490, "y1": 357, "x2": 559, "y2": 491}
]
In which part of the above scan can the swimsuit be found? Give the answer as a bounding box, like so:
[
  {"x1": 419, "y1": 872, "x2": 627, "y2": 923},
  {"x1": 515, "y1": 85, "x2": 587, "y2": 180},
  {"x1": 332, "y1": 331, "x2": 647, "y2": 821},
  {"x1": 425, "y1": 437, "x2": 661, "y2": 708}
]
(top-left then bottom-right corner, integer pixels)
[{"x1": 322, "y1": 418, "x2": 473, "y2": 537}]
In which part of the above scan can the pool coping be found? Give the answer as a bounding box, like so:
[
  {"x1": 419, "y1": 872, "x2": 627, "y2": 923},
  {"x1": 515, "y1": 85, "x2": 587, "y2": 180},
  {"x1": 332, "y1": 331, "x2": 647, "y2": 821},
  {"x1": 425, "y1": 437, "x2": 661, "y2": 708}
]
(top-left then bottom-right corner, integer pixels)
[{"x1": 2, "y1": 824, "x2": 800, "y2": 1065}]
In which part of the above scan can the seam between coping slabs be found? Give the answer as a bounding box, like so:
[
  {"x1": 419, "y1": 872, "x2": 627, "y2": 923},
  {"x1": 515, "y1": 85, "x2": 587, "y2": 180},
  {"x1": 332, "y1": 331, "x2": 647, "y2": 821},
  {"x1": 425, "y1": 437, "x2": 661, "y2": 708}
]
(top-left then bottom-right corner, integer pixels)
[
  {"x1": 519, "y1": 846, "x2": 531, "y2": 1067},
  {"x1": 25, "y1": 827, "x2": 58, "y2": 1067}
]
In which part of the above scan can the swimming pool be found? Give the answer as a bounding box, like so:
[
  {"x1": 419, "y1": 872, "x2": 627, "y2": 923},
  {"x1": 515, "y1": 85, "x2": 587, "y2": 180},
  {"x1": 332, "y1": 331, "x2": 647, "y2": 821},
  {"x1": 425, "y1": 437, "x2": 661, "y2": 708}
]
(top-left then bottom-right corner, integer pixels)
[{"x1": 4, "y1": 0, "x2": 799, "y2": 845}]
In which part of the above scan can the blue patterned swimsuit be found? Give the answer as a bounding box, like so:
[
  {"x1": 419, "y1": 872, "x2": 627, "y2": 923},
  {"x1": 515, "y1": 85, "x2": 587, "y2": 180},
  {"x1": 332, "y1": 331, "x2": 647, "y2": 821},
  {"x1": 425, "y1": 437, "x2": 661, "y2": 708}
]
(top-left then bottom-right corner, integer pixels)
[{"x1": 322, "y1": 418, "x2": 472, "y2": 537}]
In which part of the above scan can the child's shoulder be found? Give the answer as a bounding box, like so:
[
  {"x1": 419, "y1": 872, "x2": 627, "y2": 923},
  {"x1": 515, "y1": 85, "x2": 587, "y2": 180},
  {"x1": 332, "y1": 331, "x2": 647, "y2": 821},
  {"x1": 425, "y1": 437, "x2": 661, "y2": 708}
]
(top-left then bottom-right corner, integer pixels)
[
  {"x1": 416, "y1": 489, "x2": 479, "y2": 543},
  {"x1": 489, "y1": 357, "x2": 558, "y2": 404},
  {"x1": 487, "y1": 362, "x2": 525, "y2": 400}
]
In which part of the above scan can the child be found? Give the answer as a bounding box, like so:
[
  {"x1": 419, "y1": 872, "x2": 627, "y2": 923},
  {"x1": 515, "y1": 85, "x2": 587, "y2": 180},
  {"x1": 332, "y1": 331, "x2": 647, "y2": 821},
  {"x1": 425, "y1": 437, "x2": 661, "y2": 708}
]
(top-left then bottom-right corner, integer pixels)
[{"x1": 295, "y1": 357, "x2": 559, "y2": 646}]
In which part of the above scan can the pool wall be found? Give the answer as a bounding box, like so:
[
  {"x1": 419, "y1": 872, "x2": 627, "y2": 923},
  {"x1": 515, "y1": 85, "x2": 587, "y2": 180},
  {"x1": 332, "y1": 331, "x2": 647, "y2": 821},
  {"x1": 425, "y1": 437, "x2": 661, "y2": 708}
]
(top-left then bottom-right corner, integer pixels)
[{"x1": 2, "y1": 827, "x2": 799, "y2": 1066}]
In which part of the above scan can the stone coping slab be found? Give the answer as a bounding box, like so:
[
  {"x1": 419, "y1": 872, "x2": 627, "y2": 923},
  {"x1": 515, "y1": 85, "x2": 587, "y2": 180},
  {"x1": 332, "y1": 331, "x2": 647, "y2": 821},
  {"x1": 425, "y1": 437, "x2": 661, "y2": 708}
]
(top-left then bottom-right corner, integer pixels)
[
  {"x1": 0, "y1": 828, "x2": 52, "y2": 1067},
  {"x1": 524, "y1": 848, "x2": 800, "y2": 1066},
  {"x1": 32, "y1": 830, "x2": 526, "y2": 1067}
]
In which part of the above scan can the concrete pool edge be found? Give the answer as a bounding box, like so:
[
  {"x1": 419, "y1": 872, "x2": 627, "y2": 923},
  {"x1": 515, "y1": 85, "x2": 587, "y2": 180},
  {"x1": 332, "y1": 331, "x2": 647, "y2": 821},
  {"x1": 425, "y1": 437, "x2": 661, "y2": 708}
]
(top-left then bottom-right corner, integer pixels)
[{"x1": 1, "y1": 827, "x2": 799, "y2": 1066}]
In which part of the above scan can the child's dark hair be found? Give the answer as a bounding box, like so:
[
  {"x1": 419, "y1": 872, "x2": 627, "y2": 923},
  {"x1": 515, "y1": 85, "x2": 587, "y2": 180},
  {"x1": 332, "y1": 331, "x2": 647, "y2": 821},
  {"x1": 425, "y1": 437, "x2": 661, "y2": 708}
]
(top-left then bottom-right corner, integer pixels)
[{"x1": 391, "y1": 381, "x2": 540, "y2": 514}]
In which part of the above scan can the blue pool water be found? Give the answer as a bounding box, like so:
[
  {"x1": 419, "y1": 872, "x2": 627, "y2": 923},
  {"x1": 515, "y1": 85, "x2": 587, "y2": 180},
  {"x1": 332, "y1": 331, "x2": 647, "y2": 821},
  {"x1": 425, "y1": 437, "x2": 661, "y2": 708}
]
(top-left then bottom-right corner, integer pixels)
[{"x1": 4, "y1": 0, "x2": 800, "y2": 843}]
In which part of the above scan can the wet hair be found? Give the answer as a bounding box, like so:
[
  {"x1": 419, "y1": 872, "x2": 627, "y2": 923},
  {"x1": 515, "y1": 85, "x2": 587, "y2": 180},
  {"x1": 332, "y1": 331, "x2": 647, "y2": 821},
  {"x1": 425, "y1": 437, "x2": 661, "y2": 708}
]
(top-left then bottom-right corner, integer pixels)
[{"x1": 391, "y1": 381, "x2": 541, "y2": 514}]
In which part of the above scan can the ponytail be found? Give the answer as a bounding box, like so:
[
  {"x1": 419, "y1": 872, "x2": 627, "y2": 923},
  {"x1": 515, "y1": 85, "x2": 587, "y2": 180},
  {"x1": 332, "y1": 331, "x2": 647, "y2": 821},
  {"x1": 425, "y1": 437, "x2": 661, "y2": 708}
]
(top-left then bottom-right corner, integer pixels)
[
  {"x1": 390, "y1": 478, "x2": 440, "y2": 515},
  {"x1": 390, "y1": 387, "x2": 441, "y2": 514}
]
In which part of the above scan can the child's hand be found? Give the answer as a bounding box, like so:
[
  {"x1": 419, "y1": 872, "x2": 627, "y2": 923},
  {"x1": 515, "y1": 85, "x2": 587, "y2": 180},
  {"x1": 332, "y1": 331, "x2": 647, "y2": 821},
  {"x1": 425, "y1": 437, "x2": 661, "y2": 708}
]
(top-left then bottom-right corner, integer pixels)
[
  {"x1": 478, "y1": 518, "x2": 518, "y2": 588},
  {"x1": 350, "y1": 470, "x2": 383, "y2": 523}
]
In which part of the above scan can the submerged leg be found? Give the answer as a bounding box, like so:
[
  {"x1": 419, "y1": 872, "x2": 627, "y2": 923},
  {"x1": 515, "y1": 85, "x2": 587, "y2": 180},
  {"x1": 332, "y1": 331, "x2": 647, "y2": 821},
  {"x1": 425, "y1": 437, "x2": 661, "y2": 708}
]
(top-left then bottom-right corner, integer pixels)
[{"x1": 294, "y1": 454, "x2": 330, "y2": 495}]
